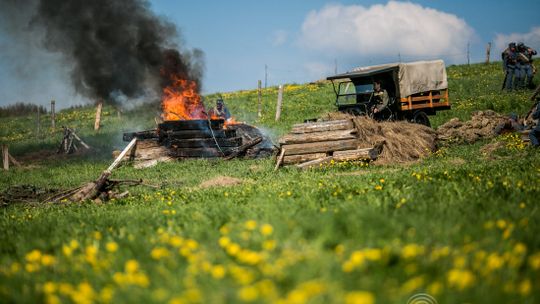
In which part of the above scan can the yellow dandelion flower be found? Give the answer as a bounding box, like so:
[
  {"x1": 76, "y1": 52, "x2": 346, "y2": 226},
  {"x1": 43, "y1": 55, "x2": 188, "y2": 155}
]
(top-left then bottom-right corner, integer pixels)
[
  {"x1": 245, "y1": 220, "x2": 257, "y2": 230},
  {"x1": 211, "y1": 265, "x2": 226, "y2": 279},
  {"x1": 260, "y1": 224, "x2": 273, "y2": 236},
  {"x1": 125, "y1": 260, "x2": 139, "y2": 274},
  {"x1": 238, "y1": 285, "x2": 259, "y2": 302},
  {"x1": 106, "y1": 242, "x2": 118, "y2": 253},
  {"x1": 344, "y1": 291, "x2": 375, "y2": 304}
]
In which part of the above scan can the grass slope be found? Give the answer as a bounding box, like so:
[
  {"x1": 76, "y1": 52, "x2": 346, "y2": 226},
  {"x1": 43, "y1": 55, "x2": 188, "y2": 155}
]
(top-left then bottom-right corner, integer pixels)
[{"x1": 0, "y1": 62, "x2": 539, "y2": 303}]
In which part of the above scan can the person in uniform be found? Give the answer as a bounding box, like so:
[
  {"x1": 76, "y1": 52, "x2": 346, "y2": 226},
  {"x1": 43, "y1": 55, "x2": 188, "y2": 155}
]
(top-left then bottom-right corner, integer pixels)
[
  {"x1": 371, "y1": 80, "x2": 389, "y2": 116},
  {"x1": 529, "y1": 102, "x2": 540, "y2": 147},
  {"x1": 208, "y1": 98, "x2": 231, "y2": 120},
  {"x1": 502, "y1": 42, "x2": 518, "y2": 90},
  {"x1": 516, "y1": 42, "x2": 537, "y2": 89}
]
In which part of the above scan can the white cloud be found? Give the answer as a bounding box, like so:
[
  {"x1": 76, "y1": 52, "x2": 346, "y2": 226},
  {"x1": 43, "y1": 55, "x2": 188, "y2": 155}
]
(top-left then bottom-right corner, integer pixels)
[
  {"x1": 271, "y1": 30, "x2": 288, "y2": 47},
  {"x1": 494, "y1": 27, "x2": 540, "y2": 53},
  {"x1": 303, "y1": 62, "x2": 334, "y2": 80},
  {"x1": 299, "y1": 1, "x2": 475, "y2": 60}
]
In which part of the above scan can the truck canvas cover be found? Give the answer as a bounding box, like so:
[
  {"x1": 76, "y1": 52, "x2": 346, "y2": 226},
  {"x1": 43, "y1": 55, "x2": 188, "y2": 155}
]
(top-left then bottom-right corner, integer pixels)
[{"x1": 327, "y1": 60, "x2": 448, "y2": 98}]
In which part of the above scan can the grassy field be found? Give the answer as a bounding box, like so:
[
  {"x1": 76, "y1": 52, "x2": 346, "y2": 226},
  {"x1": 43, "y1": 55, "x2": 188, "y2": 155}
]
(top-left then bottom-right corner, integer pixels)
[{"x1": 0, "y1": 62, "x2": 539, "y2": 303}]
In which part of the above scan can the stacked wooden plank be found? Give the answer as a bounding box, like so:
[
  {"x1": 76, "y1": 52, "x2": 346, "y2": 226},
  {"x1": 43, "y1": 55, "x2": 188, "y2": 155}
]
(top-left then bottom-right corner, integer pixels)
[{"x1": 277, "y1": 119, "x2": 380, "y2": 169}]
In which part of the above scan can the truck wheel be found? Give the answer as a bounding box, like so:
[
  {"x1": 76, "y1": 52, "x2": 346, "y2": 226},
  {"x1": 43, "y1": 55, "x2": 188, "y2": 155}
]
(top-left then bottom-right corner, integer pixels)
[{"x1": 411, "y1": 111, "x2": 431, "y2": 127}]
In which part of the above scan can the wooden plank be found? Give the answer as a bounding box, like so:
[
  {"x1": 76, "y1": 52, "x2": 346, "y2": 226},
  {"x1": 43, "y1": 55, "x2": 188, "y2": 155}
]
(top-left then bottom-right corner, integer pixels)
[
  {"x1": 159, "y1": 119, "x2": 224, "y2": 131},
  {"x1": 279, "y1": 129, "x2": 356, "y2": 144},
  {"x1": 332, "y1": 148, "x2": 378, "y2": 161},
  {"x1": 257, "y1": 80, "x2": 262, "y2": 118},
  {"x1": 296, "y1": 156, "x2": 333, "y2": 170},
  {"x1": 290, "y1": 120, "x2": 354, "y2": 134},
  {"x1": 274, "y1": 148, "x2": 286, "y2": 171},
  {"x1": 283, "y1": 153, "x2": 327, "y2": 165},
  {"x1": 169, "y1": 137, "x2": 242, "y2": 148},
  {"x1": 282, "y1": 139, "x2": 358, "y2": 155}
]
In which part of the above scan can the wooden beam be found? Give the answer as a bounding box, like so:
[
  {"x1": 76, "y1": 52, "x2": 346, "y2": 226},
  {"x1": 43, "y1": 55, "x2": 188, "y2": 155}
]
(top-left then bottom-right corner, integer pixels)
[
  {"x1": 290, "y1": 120, "x2": 354, "y2": 134},
  {"x1": 274, "y1": 148, "x2": 286, "y2": 171},
  {"x1": 283, "y1": 153, "x2": 327, "y2": 165},
  {"x1": 332, "y1": 148, "x2": 378, "y2": 161},
  {"x1": 169, "y1": 137, "x2": 242, "y2": 148},
  {"x1": 275, "y1": 84, "x2": 283, "y2": 121},
  {"x1": 282, "y1": 139, "x2": 358, "y2": 155},
  {"x1": 296, "y1": 156, "x2": 333, "y2": 170},
  {"x1": 257, "y1": 80, "x2": 262, "y2": 118},
  {"x1": 279, "y1": 129, "x2": 356, "y2": 144}
]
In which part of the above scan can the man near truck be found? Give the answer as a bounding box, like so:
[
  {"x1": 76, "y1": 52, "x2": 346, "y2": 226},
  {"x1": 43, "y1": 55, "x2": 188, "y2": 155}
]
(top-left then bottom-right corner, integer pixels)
[{"x1": 371, "y1": 80, "x2": 389, "y2": 116}]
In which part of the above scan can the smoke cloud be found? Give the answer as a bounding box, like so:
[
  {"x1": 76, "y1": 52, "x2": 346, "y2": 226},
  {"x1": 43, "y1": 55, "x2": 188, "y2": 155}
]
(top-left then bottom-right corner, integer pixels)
[{"x1": 0, "y1": 0, "x2": 204, "y2": 106}]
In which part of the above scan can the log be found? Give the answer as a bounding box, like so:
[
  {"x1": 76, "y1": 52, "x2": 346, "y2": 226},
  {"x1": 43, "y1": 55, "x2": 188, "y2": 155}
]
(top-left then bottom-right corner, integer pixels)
[
  {"x1": 224, "y1": 137, "x2": 263, "y2": 160},
  {"x1": 332, "y1": 148, "x2": 378, "y2": 161},
  {"x1": 159, "y1": 119, "x2": 224, "y2": 131},
  {"x1": 290, "y1": 119, "x2": 354, "y2": 134},
  {"x1": 168, "y1": 137, "x2": 242, "y2": 148},
  {"x1": 296, "y1": 156, "x2": 333, "y2": 170},
  {"x1": 8, "y1": 154, "x2": 21, "y2": 167},
  {"x1": 68, "y1": 128, "x2": 91, "y2": 150},
  {"x1": 279, "y1": 129, "x2": 357, "y2": 144},
  {"x1": 282, "y1": 139, "x2": 358, "y2": 155},
  {"x1": 283, "y1": 153, "x2": 327, "y2": 165}
]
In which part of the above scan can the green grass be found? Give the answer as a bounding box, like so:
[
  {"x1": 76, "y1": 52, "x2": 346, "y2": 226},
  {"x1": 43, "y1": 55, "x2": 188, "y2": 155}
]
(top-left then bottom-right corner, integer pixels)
[{"x1": 0, "y1": 62, "x2": 539, "y2": 303}]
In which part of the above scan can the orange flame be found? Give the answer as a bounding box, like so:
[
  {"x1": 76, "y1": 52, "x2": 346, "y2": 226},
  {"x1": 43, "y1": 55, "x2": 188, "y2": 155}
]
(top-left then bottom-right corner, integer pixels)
[{"x1": 161, "y1": 75, "x2": 207, "y2": 121}]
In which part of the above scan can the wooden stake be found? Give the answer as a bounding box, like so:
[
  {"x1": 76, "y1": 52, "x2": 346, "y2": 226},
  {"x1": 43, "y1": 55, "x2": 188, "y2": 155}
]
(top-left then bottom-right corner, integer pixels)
[
  {"x1": 257, "y1": 80, "x2": 262, "y2": 118},
  {"x1": 485, "y1": 42, "x2": 491, "y2": 64},
  {"x1": 274, "y1": 148, "x2": 286, "y2": 171},
  {"x1": 107, "y1": 138, "x2": 138, "y2": 172},
  {"x1": 51, "y1": 100, "x2": 56, "y2": 129},
  {"x1": 94, "y1": 100, "x2": 103, "y2": 131},
  {"x1": 36, "y1": 107, "x2": 41, "y2": 138},
  {"x1": 275, "y1": 85, "x2": 283, "y2": 121},
  {"x1": 2, "y1": 145, "x2": 9, "y2": 171},
  {"x1": 8, "y1": 154, "x2": 21, "y2": 167}
]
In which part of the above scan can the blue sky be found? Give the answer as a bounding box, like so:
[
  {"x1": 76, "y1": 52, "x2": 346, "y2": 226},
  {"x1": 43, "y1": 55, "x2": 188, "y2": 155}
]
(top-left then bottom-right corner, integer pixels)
[
  {"x1": 150, "y1": 0, "x2": 540, "y2": 94},
  {"x1": 0, "y1": 0, "x2": 539, "y2": 107}
]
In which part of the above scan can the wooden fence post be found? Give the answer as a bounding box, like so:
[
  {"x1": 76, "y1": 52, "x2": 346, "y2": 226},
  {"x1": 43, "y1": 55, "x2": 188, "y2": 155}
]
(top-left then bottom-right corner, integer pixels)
[
  {"x1": 94, "y1": 100, "x2": 103, "y2": 131},
  {"x1": 36, "y1": 106, "x2": 41, "y2": 138},
  {"x1": 275, "y1": 85, "x2": 284, "y2": 121},
  {"x1": 257, "y1": 80, "x2": 262, "y2": 118},
  {"x1": 485, "y1": 42, "x2": 491, "y2": 64},
  {"x1": 51, "y1": 100, "x2": 56, "y2": 129},
  {"x1": 2, "y1": 145, "x2": 8, "y2": 171}
]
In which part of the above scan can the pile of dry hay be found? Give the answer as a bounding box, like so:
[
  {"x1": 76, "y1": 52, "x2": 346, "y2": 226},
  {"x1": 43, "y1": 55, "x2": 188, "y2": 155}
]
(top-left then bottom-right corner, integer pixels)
[
  {"x1": 437, "y1": 110, "x2": 509, "y2": 144},
  {"x1": 323, "y1": 113, "x2": 437, "y2": 163}
]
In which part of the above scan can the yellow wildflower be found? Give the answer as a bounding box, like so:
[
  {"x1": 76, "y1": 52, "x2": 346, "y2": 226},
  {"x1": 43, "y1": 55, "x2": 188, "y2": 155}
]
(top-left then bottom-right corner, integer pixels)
[
  {"x1": 151, "y1": 247, "x2": 170, "y2": 260},
  {"x1": 260, "y1": 224, "x2": 274, "y2": 236},
  {"x1": 106, "y1": 242, "x2": 118, "y2": 253},
  {"x1": 125, "y1": 260, "x2": 139, "y2": 273},
  {"x1": 245, "y1": 220, "x2": 257, "y2": 231},
  {"x1": 238, "y1": 286, "x2": 259, "y2": 302},
  {"x1": 447, "y1": 269, "x2": 475, "y2": 290},
  {"x1": 344, "y1": 291, "x2": 375, "y2": 304},
  {"x1": 211, "y1": 265, "x2": 226, "y2": 279}
]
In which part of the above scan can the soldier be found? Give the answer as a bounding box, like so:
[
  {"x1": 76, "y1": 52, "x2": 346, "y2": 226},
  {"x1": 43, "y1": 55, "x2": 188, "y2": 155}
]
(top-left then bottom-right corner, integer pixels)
[
  {"x1": 502, "y1": 42, "x2": 518, "y2": 90},
  {"x1": 517, "y1": 42, "x2": 537, "y2": 89},
  {"x1": 529, "y1": 102, "x2": 540, "y2": 147},
  {"x1": 208, "y1": 98, "x2": 231, "y2": 121},
  {"x1": 370, "y1": 80, "x2": 389, "y2": 116}
]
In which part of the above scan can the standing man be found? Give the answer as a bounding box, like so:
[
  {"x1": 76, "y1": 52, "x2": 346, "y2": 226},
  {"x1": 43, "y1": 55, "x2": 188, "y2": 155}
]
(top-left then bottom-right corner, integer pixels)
[
  {"x1": 502, "y1": 42, "x2": 518, "y2": 90},
  {"x1": 371, "y1": 80, "x2": 389, "y2": 116},
  {"x1": 517, "y1": 42, "x2": 537, "y2": 89},
  {"x1": 208, "y1": 98, "x2": 232, "y2": 121}
]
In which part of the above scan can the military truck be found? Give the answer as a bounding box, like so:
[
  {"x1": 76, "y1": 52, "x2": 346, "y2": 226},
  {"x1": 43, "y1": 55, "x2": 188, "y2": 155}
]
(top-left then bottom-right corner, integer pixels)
[{"x1": 326, "y1": 60, "x2": 451, "y2": 127}]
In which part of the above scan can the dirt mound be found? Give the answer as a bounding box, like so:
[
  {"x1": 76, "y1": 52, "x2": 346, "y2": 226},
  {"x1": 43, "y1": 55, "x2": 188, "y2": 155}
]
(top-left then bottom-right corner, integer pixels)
[
  {"x1": 323, "y1": 113, "x2": 437, "y2": 163},
  {"x1": 199, "y1": 176, "x2": 243, "y2": 189},
  {"x1": 437, "y1": 110, "x2": 509, "y2": 144}
]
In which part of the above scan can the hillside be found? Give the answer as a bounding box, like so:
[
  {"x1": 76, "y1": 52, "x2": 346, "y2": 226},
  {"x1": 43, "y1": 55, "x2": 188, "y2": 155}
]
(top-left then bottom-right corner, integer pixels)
[{"x1": 0, "y1": 62, "x2": 539, "y2": 303}]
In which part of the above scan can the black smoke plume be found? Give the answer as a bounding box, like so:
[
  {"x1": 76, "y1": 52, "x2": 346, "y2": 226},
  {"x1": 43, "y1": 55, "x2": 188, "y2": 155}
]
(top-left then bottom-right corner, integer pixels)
[{"x1": 0, "y1": 0, "x2": 204, "y2": 105}]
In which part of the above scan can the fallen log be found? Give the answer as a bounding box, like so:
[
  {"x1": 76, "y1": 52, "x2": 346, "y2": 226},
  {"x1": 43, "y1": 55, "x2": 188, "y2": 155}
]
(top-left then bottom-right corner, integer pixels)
[
  {"x1": 290, "y1": 119, "x2": 354, "y2": 134},
  {"x1": 296, "y1": 156, "x2": 334, "y2": 170},
  {"x1": 283, "y1": 153, "x2": 327, "y2": 165},
  {"x1": 224, "y1": 137, "x2": 263, "y2": 160},
  {"x1": 279, "y1": 129, "x2": 357, "y2": 144},
  {"x1": 332, "y1": 148, "x2": 378, "y2": 162},
  {"x1": 282, "y1": 139, "x2": 358, "y2": 155}
]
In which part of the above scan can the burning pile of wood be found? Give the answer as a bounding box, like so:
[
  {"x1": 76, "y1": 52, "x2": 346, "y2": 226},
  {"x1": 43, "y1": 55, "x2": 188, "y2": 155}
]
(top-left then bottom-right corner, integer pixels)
[
  {"x1": 275, "y1": 119, "x2": 382, "y2": 169},
  {"x1": 122, "y1": 119, "x2": 273, "y2": 168}
]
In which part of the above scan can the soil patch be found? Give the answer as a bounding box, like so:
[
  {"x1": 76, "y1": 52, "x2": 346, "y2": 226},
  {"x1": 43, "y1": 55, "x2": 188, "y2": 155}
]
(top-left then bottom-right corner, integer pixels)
[
  {"x1": 199, "y1": 176, "x2": 243, "y2": 189},
  {"x1": 437, "y1": 110, "x2": 510, "y2": 144}
]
